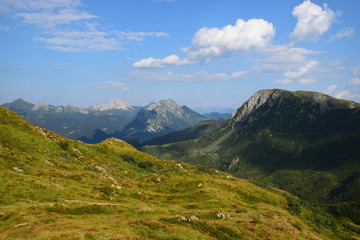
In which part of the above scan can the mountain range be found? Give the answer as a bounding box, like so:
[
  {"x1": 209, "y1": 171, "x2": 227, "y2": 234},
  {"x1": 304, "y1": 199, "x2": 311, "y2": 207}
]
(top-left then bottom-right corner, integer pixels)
[
  {"x1": 2, "y1": 105, "x2": 358, "y2": 239},
  {"x1": 3, "y1": 98, "x2": 231, "y2": 145},
  {"x1": 142, "y1": 89, "x2": 360, "y2": 224},
  {"x1": 2, "y1": 89, "x2": 360, "y2": 238}
]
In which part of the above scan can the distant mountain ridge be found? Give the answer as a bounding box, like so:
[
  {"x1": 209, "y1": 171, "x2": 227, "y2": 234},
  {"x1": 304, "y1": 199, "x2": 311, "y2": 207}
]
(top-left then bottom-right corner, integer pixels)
[
  {"x1": 142, "y1": 89, "x2": 360, "y2": 221},
  {"x1": 3, "y1": 98, "x2": 231, "y2": 144},
  {"x1": 3, "y1": 98, "x2": 141, "y2": 140}
]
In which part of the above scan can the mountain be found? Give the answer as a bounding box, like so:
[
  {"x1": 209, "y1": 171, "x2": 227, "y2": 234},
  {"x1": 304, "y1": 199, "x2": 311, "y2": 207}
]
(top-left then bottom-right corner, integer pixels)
[
  {"x1": 118, "y1": 99, "x2": 208, "y2": 144},
  {"x1": 203, "y1": 112, "x2": 232, "y2": 119},
  {"x1": 142, "y1": 118, "x2": 227, "y2": 146},
  {"x1": 3, "y1": 98, "x2": 140, "y2": 141},
  {"x1": 3, "y1": 99, "x2": 231, "y2": 145},
  {"x1": 142, "y1": 89, "x2": 360, "y2": 221},
  {"x1": 2, "y1": 106, "x2": 357, "y2": 239}
]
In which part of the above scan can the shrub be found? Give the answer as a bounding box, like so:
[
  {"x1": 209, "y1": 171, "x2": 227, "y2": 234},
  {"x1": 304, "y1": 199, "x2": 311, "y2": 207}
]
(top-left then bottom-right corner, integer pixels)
[
  {"x1": 286, "y1": 195, "x2": 302, "y2": 215},
  {"x1": 138, "y1": 160, "x2": 154, "y2": 169},
  {"x1": 59, "y1": 141, "x2": 69, "y2": 150},
  {"x1": 121, "y1": 154, "x2": 135, "y2": 163}
]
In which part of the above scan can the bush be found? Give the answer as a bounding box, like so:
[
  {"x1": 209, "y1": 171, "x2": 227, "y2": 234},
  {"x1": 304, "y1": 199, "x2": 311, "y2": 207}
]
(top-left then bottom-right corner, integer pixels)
[
  {"x1": 138, "y1": 160, "x2": 154, "y2": 169},
  {"x1": 59, "y1": 141, "x2": 69, "y2": 150},
  {"x1": 286, "y1": 195, "x2": 302, "y2": 215},
  {"x1": 121, "y1": 154, "x2": 135, "y2": 163}
]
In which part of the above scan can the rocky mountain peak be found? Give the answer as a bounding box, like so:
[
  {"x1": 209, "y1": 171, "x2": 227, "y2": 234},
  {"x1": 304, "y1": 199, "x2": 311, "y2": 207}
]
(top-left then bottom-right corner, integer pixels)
[
  {"x1": 229, "y1": 89, "x2": 284, "y2": 126},
  {"x1": 146, "y1": 99, "x2": 182, "y2": 111},
  {"x1": 92, "y1": 98, "x2": 132, "y2": 111},
  {"x1": 33, "y1": 102, "x2": 50, "y2": 111},
  {"x1": 229, "y1": 89, "x2": 360, "y2": 130}
]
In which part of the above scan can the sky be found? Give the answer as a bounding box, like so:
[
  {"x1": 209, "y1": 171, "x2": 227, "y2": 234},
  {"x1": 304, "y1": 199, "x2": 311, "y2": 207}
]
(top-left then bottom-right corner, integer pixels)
[{"x1": 0, "y1": 0, "x2": 360, "y2": 112}]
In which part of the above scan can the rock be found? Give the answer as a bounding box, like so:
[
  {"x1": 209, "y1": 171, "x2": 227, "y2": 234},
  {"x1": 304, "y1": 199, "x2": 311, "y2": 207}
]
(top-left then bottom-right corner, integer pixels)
[
  {"x1": 14, "y1": 223, "x2": 28, "y2": 228},
  {"x1": 44, "y1": 159, "x2": 55, "y2": 166},
  {"x1": 188, "y1": 216, "x2": 199, "y2": 222},
  {"x1": 176, "y1": 163, "x2": 187, "y2": 172},
  {"x1": 12, "y1": 167, "x2": 24, "y2": 173},
  {"x1": 198, "y1": 183, "x2": 202, "y2": 187},
  {"x1": 175, "y1": 215, "x2": 187, "y2": 221}
]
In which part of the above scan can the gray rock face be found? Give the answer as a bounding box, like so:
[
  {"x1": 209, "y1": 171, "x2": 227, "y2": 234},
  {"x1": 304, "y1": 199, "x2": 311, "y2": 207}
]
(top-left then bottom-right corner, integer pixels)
[
  {"x1": 121, "y1": 99, "x2": 207, "y2": 142},
  {"x1": 229, "y1": 89, "x2": 284, "y2": 127},
  {"x1": 228, "y1": 89, "x2": 360, "y2": 130}
]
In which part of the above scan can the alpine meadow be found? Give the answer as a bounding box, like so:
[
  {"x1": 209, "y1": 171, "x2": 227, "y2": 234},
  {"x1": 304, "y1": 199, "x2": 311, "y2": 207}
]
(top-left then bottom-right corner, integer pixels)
[{"x1": 1, "y1": 0, "x2": 360, "y2": 239}]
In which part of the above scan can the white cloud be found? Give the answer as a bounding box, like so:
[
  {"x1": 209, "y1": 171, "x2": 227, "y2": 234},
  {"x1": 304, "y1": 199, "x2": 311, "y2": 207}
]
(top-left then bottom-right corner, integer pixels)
[
  {"x1": 184, "y1": 18, "x2": 275, "y2": 62},
  {"x1": 290, "y1": 0, "x2": 336, "y2": 42},
  {"x1": 129, "y1": 70, "x2": 246, "y2": 82},
  {"x1": 349, "y1": 78, "x2": 360, "y2": 85},
  {"x1": 298, "y1": 78, "x2": 316, "y2": 84},
  {"x1": 1, "y1": 0, "x2": 168, "y2": 52},
  {"x1": 230, "y1": 71, "x2": 247, "y2": 79},
  {"x1": 273, "y1": 79, "x2": 293, "y2": 85},
  {"x1": 335, "y1": 90, "x2": 360, "y2": 100},
  {"x1": 331, "y1": 27, "x2": 355, "y2": 40},
  {"x1": 96, "y1": 81, "x2": 129, "y2": 91},
  {"x1": 324, "y1": 84, "x2": 338, "y2": 94},
  {"x1": 284, "y1": 60, "x2": 319, "y2": 78},
  {"x1": 17, "y1": 8, "x2": 97, "y2": 28},
  {"x1": 0, "y1": 0, "x2": 82, "y2": 11},
  {"x1": 34, "y1": 27, "x2": 123, "y2": 52},
  {"x1": 133, "y1": 18, "x2": 275, "y2": 67},
  {"x1": 133, "y1": 55, "x2": 191, "y2": 68},
  {"x1": 253, "y1": 45, "x2": 320, "y2": 77},
  {"x1": 118, "y1": 31, "x2": 169, "y2": 41}
]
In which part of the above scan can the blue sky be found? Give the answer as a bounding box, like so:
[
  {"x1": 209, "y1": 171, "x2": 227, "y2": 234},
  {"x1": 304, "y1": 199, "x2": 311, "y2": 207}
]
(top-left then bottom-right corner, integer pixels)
[{"x1": 1, "y1": 0, "x2": 359, "y2": 112}]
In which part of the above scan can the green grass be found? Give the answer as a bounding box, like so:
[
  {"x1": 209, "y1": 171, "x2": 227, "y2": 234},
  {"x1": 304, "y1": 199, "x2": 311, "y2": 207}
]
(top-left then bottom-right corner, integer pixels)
[{"x1": 0, "y1": 106, "x2": 359, "y2": 239}]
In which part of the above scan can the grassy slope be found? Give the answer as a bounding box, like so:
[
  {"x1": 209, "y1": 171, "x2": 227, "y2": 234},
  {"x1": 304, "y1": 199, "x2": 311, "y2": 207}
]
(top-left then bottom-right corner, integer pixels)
[
  {"x1": 142, "y1": 91, "x2": 360, "y2": 226},
  {"x1": 0, "y1": 106, "x2": 359, "y2": 239},
  {"x1": 142, "y1": 119, "x2": 227, "y2": 146}
]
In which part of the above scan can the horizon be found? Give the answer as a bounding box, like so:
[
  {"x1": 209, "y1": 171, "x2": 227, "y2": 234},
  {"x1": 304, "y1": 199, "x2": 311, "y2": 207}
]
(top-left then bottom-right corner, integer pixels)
[{"x1": 1, "y1": 0, "x2": 359, "y2": 109}]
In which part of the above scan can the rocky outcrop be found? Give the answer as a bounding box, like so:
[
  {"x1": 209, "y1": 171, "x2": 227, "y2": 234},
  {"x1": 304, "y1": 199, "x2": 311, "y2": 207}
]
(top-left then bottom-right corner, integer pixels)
[
  {"x1": 228, "y1": 89, "x2": 360, "y2": 131},
  {"x1": 121, "y1": 99, "x2": 207, "y2": 142}
]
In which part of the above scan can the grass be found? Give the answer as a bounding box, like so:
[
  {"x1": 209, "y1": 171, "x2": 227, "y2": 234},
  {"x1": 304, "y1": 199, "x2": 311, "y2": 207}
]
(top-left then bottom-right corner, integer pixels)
[{"x1": 0, "y1": 106, "x2": 359, "y2": 239}]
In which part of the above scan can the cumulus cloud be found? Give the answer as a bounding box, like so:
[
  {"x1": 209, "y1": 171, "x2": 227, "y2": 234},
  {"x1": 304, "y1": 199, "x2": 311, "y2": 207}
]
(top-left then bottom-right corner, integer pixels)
[
  {"x1": 184, "y1": 18, "x2": 275, "y2": 62},
  {"x1": 290, "y1": 0, "x2": 336, "y2": 42},
  {"x1": 335, "y1": 90, "x2": 360, "y2": 100},
  {"x1": 133, "y1": 18, "x2": 275, "y2": 67},
  {"x1": 129, "y1": 70, "x2": 246, "y2": 82},
  {"x1": 252, "y1": 45, "x2": 320, "y2": 78},
  {"x1": 331, "y1": 27, "x2": 355, "y2": 40},
  {"x1": 133, "y1": 55, "x2": 191, "y2": 68}
]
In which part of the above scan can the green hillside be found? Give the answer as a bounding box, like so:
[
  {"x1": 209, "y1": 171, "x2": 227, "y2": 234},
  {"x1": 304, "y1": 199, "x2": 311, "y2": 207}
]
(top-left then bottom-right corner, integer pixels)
[
  {"x1": 142, "y1": 89, "x2": 360, "y2": 222},
  {"x1": 1, "y1": 106, "x2": 359, "y2": 239},
  {"x1": 142, "y1": 119, "x2": 227, "y2": 146}
]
